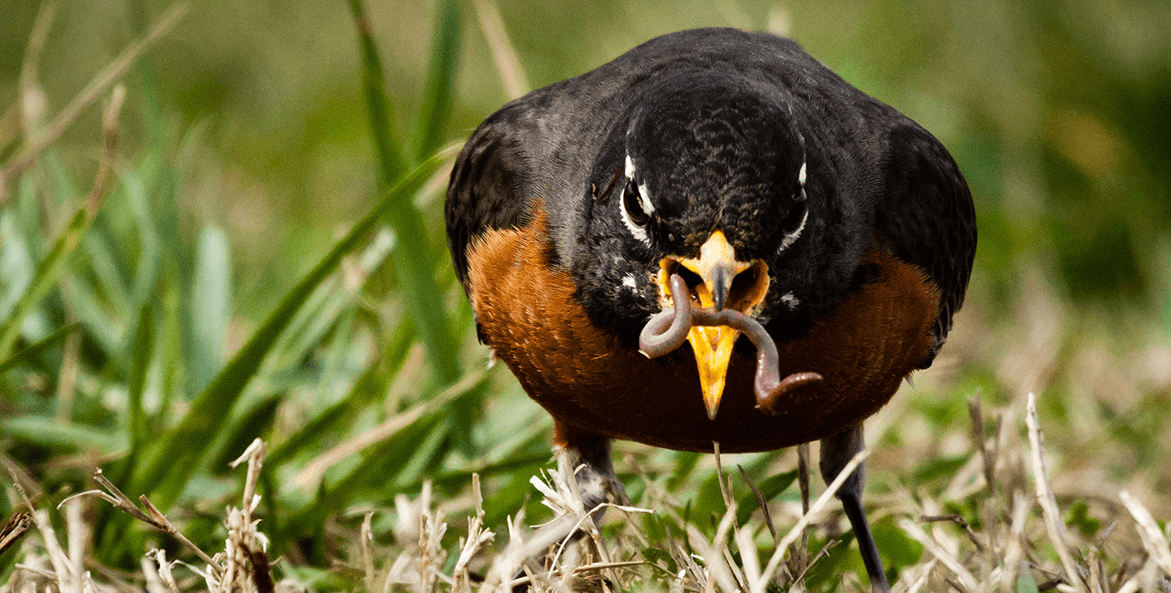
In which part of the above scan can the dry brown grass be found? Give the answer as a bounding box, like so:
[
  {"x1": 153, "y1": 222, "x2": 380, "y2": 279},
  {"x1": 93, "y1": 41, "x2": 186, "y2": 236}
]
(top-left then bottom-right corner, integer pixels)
[{"x1": 4, "y1": 387, "x2": 1171, "y2": 592}]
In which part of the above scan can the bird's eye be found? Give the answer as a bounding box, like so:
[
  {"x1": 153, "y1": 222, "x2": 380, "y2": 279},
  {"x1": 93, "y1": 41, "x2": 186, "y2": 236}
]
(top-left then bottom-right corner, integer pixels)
[
  {"x1": 780, "y1": 197, "x2": 807, "y2": 235},
  {"x1": 623, "y1": 179, "x2": 650, "y2": 226}
]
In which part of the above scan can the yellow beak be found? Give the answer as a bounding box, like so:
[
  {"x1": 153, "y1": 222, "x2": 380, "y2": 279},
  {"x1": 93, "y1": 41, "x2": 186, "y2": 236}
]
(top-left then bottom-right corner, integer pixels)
[{"x1": 659, "y1": 230, "x2": 769, "y2": 420}]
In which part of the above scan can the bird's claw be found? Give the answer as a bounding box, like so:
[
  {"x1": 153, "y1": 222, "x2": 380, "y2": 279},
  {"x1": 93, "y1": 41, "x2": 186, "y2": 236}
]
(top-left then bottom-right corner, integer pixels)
[{"x1": 638, "y1": 274, "x2": 823, "y2": 414}]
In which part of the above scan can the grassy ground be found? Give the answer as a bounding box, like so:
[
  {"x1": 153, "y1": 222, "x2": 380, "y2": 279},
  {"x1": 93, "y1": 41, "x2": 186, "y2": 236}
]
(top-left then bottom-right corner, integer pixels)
[{"x1": 2, "y1": 0, "x2": 1170, "y2": 591}]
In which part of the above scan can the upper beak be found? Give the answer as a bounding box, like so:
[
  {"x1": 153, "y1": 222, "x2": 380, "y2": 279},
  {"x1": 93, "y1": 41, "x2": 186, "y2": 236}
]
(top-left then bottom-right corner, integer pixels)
[{"x1": 659, "y1": 230, "x2": 769, "y2": 420}]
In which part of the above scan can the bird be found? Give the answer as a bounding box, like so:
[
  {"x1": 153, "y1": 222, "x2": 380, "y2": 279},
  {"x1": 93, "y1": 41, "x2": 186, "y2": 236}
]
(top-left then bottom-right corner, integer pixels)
[{"x1": 445, "y1": 27, "x2": 976, "y2": 592}]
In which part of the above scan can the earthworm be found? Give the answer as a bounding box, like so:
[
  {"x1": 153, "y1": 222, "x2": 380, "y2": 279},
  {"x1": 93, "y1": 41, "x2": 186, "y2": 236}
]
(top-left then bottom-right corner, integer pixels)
[
  {"x1": 637, "y1": 275, "x2": 695, "y2": 357},
  {"x1": 638, "y1": 273, "x2": 822, "y2": 415}
]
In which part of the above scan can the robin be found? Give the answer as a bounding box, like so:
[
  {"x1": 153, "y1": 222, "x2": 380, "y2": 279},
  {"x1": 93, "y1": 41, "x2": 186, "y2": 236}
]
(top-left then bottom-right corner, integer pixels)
[{"x1": 446, "y1": 27, "x2": 976, "y2": 592}]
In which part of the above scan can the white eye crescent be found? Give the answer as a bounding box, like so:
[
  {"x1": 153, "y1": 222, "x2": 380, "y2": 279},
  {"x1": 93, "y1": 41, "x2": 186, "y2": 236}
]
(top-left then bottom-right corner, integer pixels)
[
  {"x1": 778, "y1": 160, "x2": 809, "y2": 254},
  {"x1": 621, "y1": 155, "x2": 654, "y2": 244},
  {"x1": 623, "y1": 179, "x2": 650, "y2": 226}
]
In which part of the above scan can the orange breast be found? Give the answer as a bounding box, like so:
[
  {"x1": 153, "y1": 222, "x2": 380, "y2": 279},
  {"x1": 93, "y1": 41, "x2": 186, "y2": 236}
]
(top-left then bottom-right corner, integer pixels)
[{"x1": 467, "y1": 210, "x2": 940, "y2": 453}]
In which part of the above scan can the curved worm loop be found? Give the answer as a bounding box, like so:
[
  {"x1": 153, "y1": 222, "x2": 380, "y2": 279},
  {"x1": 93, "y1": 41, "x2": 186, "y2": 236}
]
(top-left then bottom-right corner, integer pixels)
[
  {"x1": 637, "y1": 273, "x2": 824, "y2": 415},
  {"x1": 638, "y1": 274, "x2": 693, "y2": 357},
  {"x1": 755, "y1": 371, "x2": 823, "y2": 417},
  {"x1": 687, "y1": 306, "x2": 823, "y2": 411}
]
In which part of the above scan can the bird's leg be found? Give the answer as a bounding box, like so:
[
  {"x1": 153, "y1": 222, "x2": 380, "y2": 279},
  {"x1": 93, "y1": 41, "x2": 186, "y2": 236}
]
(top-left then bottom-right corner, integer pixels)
[
  {"x1": 510, "y1": 424, "x2": 626, "y2": 588},
  {"x1": 555, "y1": 422, "x2": 629, "y2": 517},
  {"x1": 795, "y1": 442, "x2": 812, "y2": 576},
  {"x1": 819, "y1": 424, "x2": 890, "y2": 593}
]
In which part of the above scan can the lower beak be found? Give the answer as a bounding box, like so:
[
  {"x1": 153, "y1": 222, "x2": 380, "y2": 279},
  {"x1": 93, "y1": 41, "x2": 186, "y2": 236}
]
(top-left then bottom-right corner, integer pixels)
[
  {"x1": 688, "y1": 323, "x2": 740, "y2": 420},
  {"x1": 660, "y1": 230, "x2": 769, "y2": 420}
]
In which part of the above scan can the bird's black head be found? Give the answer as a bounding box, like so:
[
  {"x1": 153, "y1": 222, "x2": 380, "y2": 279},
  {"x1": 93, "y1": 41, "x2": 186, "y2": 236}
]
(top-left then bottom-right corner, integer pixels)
[
  {"x1": 575, "y1": 73, "x2": 817, "y2": 329},
  {"x1": 573, "y1": 72, "x2": 848, "y2": 416},
  {"x1": 622, "y1": 74, "x2": 809, "y2": 262}
]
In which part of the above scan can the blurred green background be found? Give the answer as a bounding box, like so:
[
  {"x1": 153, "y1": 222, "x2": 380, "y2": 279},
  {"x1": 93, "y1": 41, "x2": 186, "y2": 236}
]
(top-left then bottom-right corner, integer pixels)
[
  {"x1": 2, "y1": 0, "x2": 1169, "y2": 309},
  {"x1": 2, "y1": 0, "x2": 1169, "y2": 588}
]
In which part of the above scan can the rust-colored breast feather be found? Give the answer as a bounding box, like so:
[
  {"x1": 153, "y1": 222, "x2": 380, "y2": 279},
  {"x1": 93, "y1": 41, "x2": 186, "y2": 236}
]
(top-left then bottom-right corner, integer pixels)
[{"x1": 468, "y1": 210, "x2": 940, "y2": 453}]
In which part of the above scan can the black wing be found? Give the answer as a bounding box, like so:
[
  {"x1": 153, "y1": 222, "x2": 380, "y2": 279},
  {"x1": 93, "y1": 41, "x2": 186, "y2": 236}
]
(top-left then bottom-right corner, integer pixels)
[
  {"x1": 874, "y1": 120, "x2": 977, "y2": 367},
  {"x1": 445, "y1": 103, "x2": 539, "y2": 292}
]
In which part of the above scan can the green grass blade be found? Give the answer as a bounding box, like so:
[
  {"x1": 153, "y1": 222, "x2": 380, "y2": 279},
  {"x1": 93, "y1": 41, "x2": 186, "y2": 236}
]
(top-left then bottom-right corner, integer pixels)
[
  {"x1": 266, "y1": 321, "x2": 415, "y2": 469},
  {"x1": 0, "y1": 322, "x2": 78, "y2": 375},
  {"x1": 0, "y1": 205, "x2": 93, "y2": 363},
  {"x1": 0, "y1": 130, "x2": 22, "y2": 165},
  {"x1": 1, "y1": 415, "x2": 121, "y2": 451},
  {"x1": 121, "y1": 170, "x2": 164, "y2": 306},
  {"x1": 348, "y1": 0, "x2": 472, "y2": 451},
  {"x1": 736, "y1": 469, "x2": 797, "y2": 526},
  {"x1": 1016, "y1": 569, "x2": 1039, "y2": 593},
  {"x1": 346, "y1": 1, "x2": 460, "y2": 373},
  {"x1": 82, "y1": 226, "x2": 133, "y2": 321},
  {"x1": 346, "y1": 0, "x2": 406, "y2": 182},
  {"x1": 42, "y1": 152, "x2": 81, "y2": 213},
  {"x1": 266, "y1": 397, "x2": 350, "y2": 468},
  {"x1": 391, "y1": 414, "x2": 452, "y2": 488},
  {"x1": 379, "y1": 202, "x2": 462, "y2": 385},
  {"x1": 0, "y1": 213, "x2": 37, "y2": 318},
  {"x1": 207, "y1": 392, "x2": 283, "y2": 473},
  {"x1": 279, "y1": 371, "x2": 486, "y2": 531},
  {"x1": 132, "y1": 150, "x2": 454, "y2": 508},
  {"x1": 414, "y1": 0, "x2": 462, "y2": 160},
  {"x1": 286, "y1": 413, "x2": 448, "y2": 530},
  {"x1": 188, "y1": 226, "x2": 231, "y2": 395},
  {"x1": 58, "y1": 273, "x2": 124, "y2": 359},
  {"x1": 127, "y1": 304, "x2": 153, "y2": 451},
  {"x1": 265, "y1": 227, "x2": 391, "y2": 378},
  {"x1": 130, "y1": 0, "x2": 166, "y2": 152}
]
